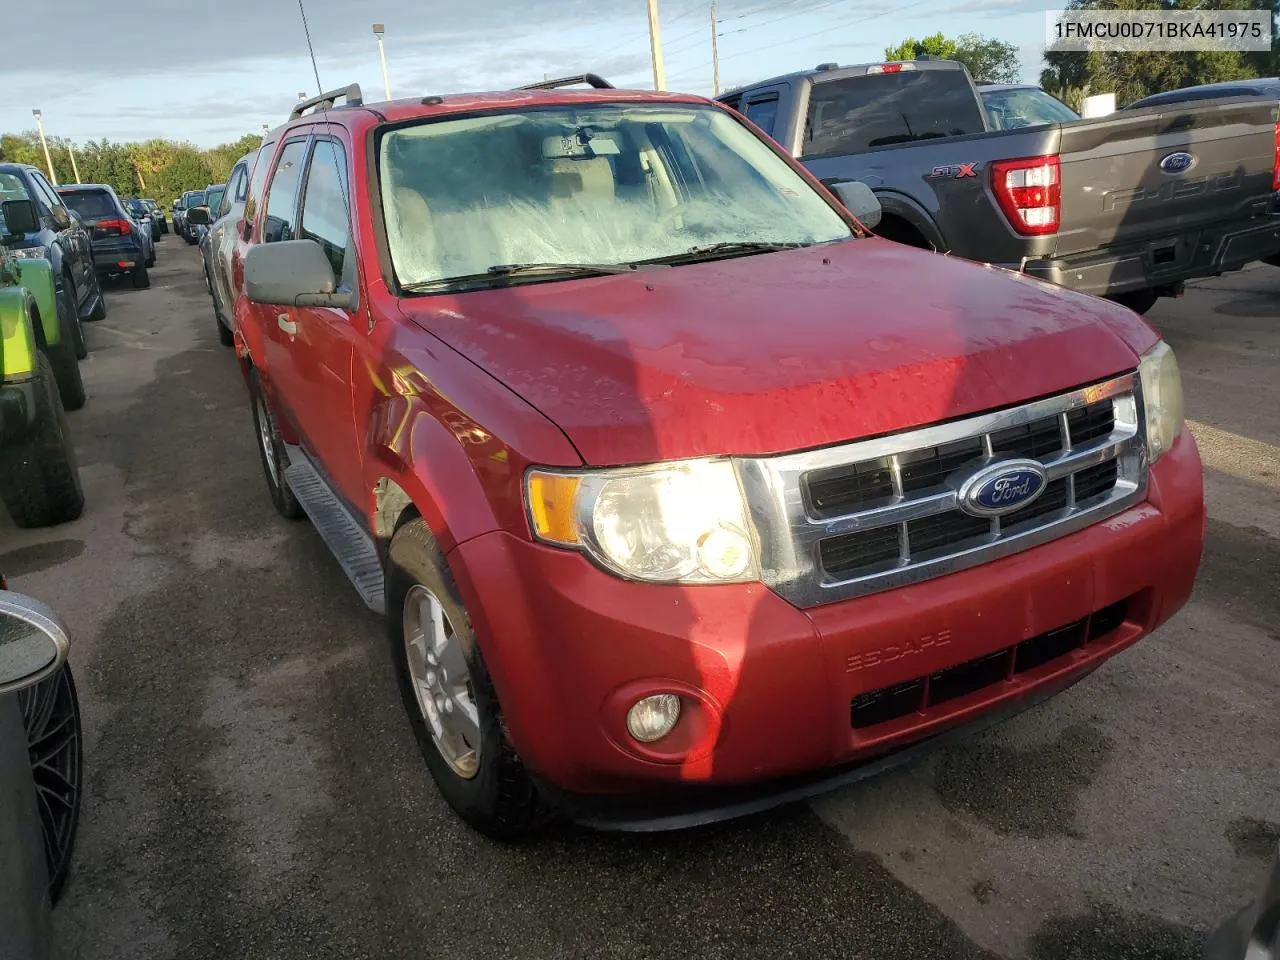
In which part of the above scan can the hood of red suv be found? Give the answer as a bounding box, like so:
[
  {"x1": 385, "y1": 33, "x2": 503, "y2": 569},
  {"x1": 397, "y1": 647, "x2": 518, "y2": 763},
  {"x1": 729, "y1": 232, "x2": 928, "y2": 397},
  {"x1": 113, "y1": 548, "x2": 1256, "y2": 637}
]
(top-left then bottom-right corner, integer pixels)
[{"x1": 397, "y1": 239, "x2": 1157, "y2": 466}]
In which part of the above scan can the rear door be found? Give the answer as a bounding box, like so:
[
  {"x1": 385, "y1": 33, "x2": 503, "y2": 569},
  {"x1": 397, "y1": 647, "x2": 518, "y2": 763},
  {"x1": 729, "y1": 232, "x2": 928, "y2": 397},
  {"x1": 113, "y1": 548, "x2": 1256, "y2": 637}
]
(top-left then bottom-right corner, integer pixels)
[{"x1": 1054, "y1": 97, "x2": 1280, "y2": 258}]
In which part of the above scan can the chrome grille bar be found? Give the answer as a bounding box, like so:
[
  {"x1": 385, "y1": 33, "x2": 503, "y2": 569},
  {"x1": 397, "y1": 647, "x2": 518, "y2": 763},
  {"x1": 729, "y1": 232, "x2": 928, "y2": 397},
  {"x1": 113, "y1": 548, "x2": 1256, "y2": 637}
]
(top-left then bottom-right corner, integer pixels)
[{"x1": 736, "y1": 372, "x2": 1149, "y2": 610}]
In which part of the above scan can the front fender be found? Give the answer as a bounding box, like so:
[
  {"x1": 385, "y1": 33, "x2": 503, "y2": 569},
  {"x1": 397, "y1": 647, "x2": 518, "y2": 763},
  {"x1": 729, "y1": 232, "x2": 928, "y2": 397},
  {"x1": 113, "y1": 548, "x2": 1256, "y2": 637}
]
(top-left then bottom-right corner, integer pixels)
[
  {"x1": 11, "y1": 259, "x2": 60, "y2": 349},
  {"x1": 366, "y1": 393, "x2": 510, "y2": 555},
  {"x1": 0, "y1": 288, "x2": 39, "y2": 379}
]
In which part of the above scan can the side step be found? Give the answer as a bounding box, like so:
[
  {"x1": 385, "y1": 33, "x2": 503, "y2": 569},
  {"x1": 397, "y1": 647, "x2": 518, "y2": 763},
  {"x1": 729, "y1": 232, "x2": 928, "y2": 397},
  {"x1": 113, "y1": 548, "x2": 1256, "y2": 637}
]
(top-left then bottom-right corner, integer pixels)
[{"x1": 283, "y1": 445, "x2": 386, "y2": 615}]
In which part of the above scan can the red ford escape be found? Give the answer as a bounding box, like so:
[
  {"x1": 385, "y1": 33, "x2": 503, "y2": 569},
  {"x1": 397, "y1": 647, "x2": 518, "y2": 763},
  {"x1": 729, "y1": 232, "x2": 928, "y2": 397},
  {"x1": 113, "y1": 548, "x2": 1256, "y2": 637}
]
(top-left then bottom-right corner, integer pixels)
[{"x1": 228, "y1": 76, "x2": 1205, "y2": 837}]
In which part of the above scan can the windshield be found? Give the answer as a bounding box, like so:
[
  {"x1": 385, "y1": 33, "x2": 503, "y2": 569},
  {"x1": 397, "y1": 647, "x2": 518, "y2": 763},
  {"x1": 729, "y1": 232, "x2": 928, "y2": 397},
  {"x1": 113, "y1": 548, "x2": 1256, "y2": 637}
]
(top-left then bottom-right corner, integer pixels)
[
  {"x1": 982, "y1": 88, "x2": 1080, "y2": 129},
  {"x1": 127, "y1": 199, "x2": 148, "y2": 215},
  {"x1": 60, "y1": 190, "x2": 118, "y2": 219},
  {"x1": 186, "y1": 192, "x2": 206, "y2": 206},
  {"x1": 205, "y1": 187, "x2": 225, "y2": 213},
  {"x1": 0, "y1": 173, "x2": 34, "y2": 234},
  {"x1": 379, "y1": 103, "x2": 852, "y2": 288}
]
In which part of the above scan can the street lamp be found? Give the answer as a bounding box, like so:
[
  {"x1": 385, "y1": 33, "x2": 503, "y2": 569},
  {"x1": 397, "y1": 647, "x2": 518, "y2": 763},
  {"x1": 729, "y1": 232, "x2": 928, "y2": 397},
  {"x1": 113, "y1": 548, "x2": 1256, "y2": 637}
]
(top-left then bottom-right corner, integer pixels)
[
  {"x1": 31, "y1": 109, "x2": 57, "y2": 185},
  {"x1": 372, "y1": 23, "x2": 392, "y2": 101}
]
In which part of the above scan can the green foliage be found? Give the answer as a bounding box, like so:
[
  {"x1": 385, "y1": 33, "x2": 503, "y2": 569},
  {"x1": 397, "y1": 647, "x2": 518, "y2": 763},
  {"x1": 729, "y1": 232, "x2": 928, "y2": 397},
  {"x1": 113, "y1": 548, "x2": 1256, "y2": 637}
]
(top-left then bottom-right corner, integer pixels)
[
  {"x1": 1043, "y1": 0, "x2": 1270, "y2": 107},
  {"x1": 0, "y1": 130, "x2": 263, "y2": 205},
  {"x1": 883, "y1": 32, "x2": 1022, "y2": 83}
]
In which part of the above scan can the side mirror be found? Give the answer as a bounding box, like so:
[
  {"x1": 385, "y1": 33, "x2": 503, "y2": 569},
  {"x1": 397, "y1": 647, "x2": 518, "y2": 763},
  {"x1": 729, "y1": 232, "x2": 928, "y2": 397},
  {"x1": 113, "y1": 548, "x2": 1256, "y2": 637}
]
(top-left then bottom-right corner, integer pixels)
[
  {"x1": 0, "y1": 592, "x2": 70, "y2": 695},
  {"x1": 185, "y1": 206, "x2": 211, "y2": 226},
  {"x1": 831, "y1": 181, "x2": 883, "y2": 232},
  {"x1": 245, "y1": 239, "x2": 352, "y2": 309},
  {"x1": 1, "y1": 199, "x2": 40, "y2": 236}
]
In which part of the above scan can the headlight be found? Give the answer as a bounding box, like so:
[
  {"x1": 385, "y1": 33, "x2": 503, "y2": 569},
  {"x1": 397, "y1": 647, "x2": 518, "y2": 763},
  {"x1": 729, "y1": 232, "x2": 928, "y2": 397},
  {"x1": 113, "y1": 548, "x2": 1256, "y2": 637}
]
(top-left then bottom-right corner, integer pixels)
[
  {"x1": 1138, "y1": 340, "x2": 1184, "y2": 462},
  {"x1": 526, "y1": 460, "x2": 760, "y2": 584},
  {"x1": 7, "y1": 247, "x2": 48, "y2": 260}
]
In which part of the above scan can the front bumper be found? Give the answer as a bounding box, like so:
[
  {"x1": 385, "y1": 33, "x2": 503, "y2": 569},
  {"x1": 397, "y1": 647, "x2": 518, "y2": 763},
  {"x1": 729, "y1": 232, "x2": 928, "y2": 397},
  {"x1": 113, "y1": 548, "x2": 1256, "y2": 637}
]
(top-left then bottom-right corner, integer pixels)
[
  {"x1": 448, "y1": 431, "x2": 1205, "y2": 819},
  {"x1": 1004, "y1": 214, "x2": 1280, "y2": 297}
]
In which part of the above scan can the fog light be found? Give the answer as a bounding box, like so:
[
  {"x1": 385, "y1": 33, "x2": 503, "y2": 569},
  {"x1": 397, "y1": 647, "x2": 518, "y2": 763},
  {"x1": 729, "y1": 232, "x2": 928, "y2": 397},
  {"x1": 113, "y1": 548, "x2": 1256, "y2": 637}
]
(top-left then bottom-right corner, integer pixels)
[{"x1": 626, "y1": 694, "x2": 681, "y2": 743}]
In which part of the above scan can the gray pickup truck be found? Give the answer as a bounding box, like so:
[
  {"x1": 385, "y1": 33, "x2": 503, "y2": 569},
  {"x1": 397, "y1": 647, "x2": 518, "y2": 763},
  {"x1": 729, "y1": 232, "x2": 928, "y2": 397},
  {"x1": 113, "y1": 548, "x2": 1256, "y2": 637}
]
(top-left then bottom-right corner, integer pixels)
[{"x1": 720, "y1": 59, "x2": 1280, "y2": 313}]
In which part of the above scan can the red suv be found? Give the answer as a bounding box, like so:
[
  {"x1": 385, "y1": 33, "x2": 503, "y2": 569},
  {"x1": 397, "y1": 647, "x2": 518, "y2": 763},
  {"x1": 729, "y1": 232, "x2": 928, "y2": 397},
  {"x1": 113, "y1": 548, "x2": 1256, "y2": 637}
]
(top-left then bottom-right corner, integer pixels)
[{"x1": 230, "y1": 78, "x2": 1205, "y2": 837}]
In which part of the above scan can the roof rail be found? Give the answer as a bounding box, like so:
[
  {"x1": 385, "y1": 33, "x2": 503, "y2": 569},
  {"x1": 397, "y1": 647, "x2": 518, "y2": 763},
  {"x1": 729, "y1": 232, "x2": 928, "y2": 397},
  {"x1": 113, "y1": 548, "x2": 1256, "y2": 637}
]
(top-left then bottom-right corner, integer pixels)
[
  {"x1": 289, "y1": 83, "x2": 365, "y2": 120},
  {"x1": 517, "y1": 74, "x2": 615, "y2": 91}
]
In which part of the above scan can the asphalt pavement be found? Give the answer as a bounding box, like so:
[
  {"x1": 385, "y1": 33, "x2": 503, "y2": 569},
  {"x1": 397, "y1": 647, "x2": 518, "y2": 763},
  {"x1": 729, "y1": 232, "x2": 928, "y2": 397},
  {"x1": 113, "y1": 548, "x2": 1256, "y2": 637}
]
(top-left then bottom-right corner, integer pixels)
[{"x1": 2, "y1": 237, "x2": 1277, "y2": 960}]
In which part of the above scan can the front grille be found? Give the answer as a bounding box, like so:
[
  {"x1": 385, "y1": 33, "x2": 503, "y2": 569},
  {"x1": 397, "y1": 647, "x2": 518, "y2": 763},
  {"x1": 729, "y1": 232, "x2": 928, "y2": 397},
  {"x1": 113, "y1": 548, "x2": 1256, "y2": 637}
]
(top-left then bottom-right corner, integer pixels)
[
  {"x1": 849, "y1": 598, "x2": 1132, "y2": 730},
  {"x1": 737, "y1": 373, "x2": 1148, "y2": 609}
]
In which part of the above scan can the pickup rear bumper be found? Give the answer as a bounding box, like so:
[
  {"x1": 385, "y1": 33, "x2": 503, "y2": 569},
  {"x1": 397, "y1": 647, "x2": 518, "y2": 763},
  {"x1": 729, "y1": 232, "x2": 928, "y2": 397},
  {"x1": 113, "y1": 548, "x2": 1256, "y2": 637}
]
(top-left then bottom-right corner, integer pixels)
[
  {"x1": 1004, "y1": 213, "x2": 1280, "y2": 297},
  {"x1": 448, "y1": 430, "x2": 1205, "y2": 824}
]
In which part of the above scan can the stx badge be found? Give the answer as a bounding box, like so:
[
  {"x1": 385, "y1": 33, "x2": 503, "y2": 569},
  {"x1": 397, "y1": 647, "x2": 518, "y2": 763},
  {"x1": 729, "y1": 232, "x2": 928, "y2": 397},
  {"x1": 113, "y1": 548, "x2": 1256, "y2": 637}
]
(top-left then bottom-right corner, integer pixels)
[{"x1": 930, "y1": 163, "x2": 978, "y2": 179}]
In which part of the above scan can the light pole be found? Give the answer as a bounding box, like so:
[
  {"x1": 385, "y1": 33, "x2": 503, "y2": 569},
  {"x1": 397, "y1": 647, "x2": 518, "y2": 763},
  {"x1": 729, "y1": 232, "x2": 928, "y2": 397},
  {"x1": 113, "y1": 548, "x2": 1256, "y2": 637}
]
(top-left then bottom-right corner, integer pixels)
[
  {"x1": 645, "y1": 0, "x2": 666, "y2": 92},
  {"x1": 373, "y1": 23, "x2": 392, "y2": 100},
  {"x1": 67, "y1": 142, "x2": 82, "y2": 184},
  {"x1": 31, "y1": 109, "x2": 57, "y2": 185}
]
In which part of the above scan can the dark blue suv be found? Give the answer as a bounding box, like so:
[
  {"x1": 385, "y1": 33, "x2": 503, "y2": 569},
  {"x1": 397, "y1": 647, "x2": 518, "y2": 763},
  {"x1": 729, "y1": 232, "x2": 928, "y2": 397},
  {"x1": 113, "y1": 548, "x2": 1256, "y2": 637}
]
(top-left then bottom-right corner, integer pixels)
[{"x1": 56, "y1": 184, "x2": 154, "y2": 289}]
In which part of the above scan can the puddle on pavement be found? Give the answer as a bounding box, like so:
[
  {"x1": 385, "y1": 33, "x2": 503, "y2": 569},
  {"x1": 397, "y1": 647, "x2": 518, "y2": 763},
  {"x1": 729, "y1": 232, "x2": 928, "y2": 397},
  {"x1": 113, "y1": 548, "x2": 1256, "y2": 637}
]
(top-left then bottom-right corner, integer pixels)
[
  {"x1": 932, "y1": 721, "x2": 1114, "y2": 838},
  {"x1": 0, "y1": 539, "x2": 85, "y2": 577}
]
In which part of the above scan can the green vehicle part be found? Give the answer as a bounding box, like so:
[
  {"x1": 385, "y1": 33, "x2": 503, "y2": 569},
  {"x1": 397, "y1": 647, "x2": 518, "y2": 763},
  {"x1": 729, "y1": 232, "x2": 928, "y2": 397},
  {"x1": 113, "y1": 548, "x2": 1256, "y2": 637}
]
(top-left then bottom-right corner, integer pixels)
[
  {"x1": 4, "y1": 256, "x2": 85, "y2": 410},
  {"x1": 0, "y1": 254, "x2": 85, "y2": 528}
]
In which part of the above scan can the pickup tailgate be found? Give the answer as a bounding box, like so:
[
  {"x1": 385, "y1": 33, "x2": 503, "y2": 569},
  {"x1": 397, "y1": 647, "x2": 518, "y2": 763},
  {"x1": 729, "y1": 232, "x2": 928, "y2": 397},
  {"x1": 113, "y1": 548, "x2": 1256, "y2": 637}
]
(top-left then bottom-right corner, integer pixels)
[{"x1": 1054, "y1": 97, "x2": 1279, "y2": 258}]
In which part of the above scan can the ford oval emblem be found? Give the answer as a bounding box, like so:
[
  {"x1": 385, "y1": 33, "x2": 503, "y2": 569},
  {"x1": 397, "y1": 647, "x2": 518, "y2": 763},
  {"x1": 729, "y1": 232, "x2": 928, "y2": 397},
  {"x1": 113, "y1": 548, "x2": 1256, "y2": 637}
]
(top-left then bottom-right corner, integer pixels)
[
  {"x1": 1159, "y1": 151, "x2": 1196, "y2": 175},
  {"x1": 958, "y1": 460, "x2": 1049, "y2": 517}
]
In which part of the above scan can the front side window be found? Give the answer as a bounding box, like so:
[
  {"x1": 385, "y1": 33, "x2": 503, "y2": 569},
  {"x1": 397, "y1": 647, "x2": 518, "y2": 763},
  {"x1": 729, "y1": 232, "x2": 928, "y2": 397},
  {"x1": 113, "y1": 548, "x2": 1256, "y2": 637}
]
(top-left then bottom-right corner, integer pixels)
[
  {"x1": 205, "y1": 187, "x2": 226, "y2": 216},
  {"x1": 803, "y1": 69, "x2": 986, "y2": 156},
  {"x1": 262, "y1": 140, "x2": 308, "y2": 243},
  {"x1": 743, "y1": 96, "x2": 780, "y2": 136},
  {"x1": 299, "y1": 139, "x2": 351, "y2": 286},
  {"x1": 983, "y1": 88, "x2": 1080, "y2": 130},
  {"x1": 379, "y1": 103, "x2": 852, "y2": 288},
  {"x1": 30, "y1": 172, "x2": 63, "y2": 215}
]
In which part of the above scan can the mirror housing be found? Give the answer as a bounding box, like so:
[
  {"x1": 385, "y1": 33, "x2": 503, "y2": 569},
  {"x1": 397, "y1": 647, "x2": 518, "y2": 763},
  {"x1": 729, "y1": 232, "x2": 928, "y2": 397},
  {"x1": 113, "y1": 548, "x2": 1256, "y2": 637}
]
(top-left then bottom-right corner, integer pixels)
[
  {"x1": 831, "y1": 181, "x2": 883, "y2": 232},
  {"x1": 245, "y1": 239, "x2": 353, "y2": 309},
  {"x1": 185, "y1": 206, "x2": 211, "y2": 226},
  {"x1": 0, "y1": 591, "x2": 70, "y2": 695},
  {"x1": 1, "y1": 199, "x2": 40, "y2": 237}
]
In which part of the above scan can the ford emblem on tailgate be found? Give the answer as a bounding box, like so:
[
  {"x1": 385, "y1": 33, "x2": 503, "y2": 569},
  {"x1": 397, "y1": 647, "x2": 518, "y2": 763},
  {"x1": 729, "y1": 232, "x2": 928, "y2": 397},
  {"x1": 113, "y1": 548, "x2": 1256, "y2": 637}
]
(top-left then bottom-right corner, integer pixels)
[
  {"x1": 1159, "y1": 151, "x2": 1196, "y2": 175},
  {"x1": 958, "y1": 460, "x2": 1049, "y2": 517}
]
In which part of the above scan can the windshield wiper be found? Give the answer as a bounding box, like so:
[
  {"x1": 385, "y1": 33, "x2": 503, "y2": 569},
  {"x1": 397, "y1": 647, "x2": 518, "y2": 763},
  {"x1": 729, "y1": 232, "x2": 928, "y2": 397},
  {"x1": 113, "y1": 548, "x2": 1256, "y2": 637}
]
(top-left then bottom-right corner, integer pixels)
[
  {"x1": 403, "y1": 261, "x2": 643, "y2": 292},
  {"x1": 636, "y1": 241, "x2": 810, "y2": 265}
]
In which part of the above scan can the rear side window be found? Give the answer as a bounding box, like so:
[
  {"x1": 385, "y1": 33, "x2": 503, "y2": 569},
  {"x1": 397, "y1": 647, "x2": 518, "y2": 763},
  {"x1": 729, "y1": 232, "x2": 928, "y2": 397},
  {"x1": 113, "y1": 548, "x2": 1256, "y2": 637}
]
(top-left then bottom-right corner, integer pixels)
[
  {"x1": 743, "y1": 95, "x2": 780, "y2": 136},
  {"x1": 262, "y1": 140, "x2": 309, "y2": 243},
  {"x1": 243, "y1": 142, "x2": 277, "y2": 239},
  {"x1": 802, "y1": 69, "x2": 986, "y2": 157},
  {"x1": 299, "y1": 139, "x2": 351, "y2": 286},
  {"x1": 59, "y1": 190, "x2": 117, "y2": 219}
]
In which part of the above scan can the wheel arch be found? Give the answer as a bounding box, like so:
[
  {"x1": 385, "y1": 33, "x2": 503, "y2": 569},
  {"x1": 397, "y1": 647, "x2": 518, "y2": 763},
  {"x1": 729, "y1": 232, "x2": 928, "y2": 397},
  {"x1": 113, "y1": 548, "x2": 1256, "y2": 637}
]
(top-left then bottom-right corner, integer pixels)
[
  {"x1": 0, "y1": 287, "x2": 42, "y2": 378},
  {"x1": 871, "y1": 191, "x2": 947, "y2": 252},
  {"x1": 10, "y1": 258, "x2": 61, "y2": 349}
]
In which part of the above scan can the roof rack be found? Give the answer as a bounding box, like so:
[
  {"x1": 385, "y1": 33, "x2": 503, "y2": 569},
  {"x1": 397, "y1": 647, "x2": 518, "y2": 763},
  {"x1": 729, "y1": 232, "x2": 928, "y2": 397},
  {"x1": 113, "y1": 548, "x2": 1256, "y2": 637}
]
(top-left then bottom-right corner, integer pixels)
[
  {"x1": 517, "y1": 74, "x2": 614, "y2": 91},
  {"x1": 289, "y1": 83, "x2": 364, "y2": 120}
]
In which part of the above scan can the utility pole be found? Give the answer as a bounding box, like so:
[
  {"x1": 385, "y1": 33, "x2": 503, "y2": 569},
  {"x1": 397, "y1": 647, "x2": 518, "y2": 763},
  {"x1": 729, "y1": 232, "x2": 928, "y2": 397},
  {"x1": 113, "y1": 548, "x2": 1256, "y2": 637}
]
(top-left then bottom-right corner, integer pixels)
[
  {"x1": 645, "y1": 0, "x2": 666, "y2": 91},
  {"x1": 67, "y1": 143, "x2": 81, "y2": 184},
  {"x1": 31, "y1": 109, "x2": 57, "y2": 185},
  {"x1": 373, "y1": 24, "x2": 392, "y2": 100},
  {"x1": 134, "y1": 162, "x2": 147, "y2": 192},
  {"x1": 710, "y1": 0, "x2": 721, "y2": 96}
]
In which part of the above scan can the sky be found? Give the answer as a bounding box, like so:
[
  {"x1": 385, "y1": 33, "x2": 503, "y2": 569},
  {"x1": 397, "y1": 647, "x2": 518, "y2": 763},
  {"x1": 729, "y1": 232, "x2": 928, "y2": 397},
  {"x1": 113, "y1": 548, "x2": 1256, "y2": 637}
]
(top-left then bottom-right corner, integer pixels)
[{"x1": 1, "y1": 0, "x2": 1054, "y2": 149}]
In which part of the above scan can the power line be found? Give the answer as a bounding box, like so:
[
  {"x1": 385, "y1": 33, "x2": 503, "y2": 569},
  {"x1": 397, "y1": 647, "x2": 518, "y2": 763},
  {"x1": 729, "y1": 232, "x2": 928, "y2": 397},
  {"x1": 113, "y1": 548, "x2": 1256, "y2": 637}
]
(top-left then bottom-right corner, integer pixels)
[
  {"x1": 717, "y1": 0, "x2": 850, "y2": 36},
  {"x1": 715, "y1": 0, "x2": 937, "y2": 63},
  {"x1": 717, "y1": 0, "x2": 810, "y2": 24}
]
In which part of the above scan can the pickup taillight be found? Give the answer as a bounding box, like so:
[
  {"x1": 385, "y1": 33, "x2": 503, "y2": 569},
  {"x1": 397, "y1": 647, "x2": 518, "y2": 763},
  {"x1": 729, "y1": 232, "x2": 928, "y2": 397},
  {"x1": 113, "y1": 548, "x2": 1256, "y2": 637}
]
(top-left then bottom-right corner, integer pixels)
[
  {"x1": 1272, "y1": 120, "x2": 1279, "y2": 192},
  {"x1": 990, "y1": 155, "x2": 1061, "y2": 236},
  {"x1": 96, "y1": 218, "x2": 132, "y2": 236}
]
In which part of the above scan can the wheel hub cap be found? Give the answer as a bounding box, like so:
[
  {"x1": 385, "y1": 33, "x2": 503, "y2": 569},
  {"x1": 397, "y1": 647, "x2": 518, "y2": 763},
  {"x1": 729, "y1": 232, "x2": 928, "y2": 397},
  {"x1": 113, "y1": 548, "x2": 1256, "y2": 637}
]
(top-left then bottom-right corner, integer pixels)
[{"x1": 403, "y1": 584, "x2": 481, "y2": 779}]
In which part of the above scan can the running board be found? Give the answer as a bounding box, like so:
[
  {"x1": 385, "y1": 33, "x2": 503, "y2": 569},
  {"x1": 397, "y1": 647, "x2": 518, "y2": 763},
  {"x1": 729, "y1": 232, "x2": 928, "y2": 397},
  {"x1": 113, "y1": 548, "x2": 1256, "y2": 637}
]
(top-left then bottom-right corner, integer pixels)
[{"x1": 282, "y1": 445, "x2": 386, "y2": 615}]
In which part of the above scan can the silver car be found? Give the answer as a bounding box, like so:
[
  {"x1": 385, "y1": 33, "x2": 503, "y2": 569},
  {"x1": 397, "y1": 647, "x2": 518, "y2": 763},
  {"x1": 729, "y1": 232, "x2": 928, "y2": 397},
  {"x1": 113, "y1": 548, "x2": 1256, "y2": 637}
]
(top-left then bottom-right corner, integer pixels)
[
  {"x1": 188, "y1": 148, "x2": 259, "y2": 347},
  {"x1": 0, "y1": 588, "x2": 83, "y2": 960}
]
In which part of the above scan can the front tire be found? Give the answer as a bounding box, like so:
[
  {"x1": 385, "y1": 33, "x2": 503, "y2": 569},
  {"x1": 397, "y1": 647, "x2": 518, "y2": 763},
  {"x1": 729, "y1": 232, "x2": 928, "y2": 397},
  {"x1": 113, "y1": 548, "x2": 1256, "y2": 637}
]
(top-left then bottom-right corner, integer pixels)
[
  {"x1": 86, "y1": 274, "x2": 107, "y2": 321},
  {"x1": 387, "y1": 520, "x2": 548, "y2": 839},
  {"x1": 248, "y1": 370, "x2": 303, "y2": 519},
  {"x1": 0, "y1": 353, "x2": 85, "y2": 528}
]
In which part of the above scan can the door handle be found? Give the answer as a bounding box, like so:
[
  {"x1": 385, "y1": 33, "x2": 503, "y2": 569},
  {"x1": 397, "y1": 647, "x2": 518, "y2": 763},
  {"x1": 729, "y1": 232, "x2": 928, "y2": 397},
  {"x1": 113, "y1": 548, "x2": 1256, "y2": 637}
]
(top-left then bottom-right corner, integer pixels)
[{"x1": 277, "y1": 313, "x2": 297, "y2": 336}]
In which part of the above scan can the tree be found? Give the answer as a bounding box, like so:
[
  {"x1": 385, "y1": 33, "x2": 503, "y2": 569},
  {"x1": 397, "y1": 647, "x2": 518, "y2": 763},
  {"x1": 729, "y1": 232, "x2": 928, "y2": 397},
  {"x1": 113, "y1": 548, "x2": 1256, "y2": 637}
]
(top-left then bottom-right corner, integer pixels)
[
  {"x1": 1043, "y1": 0, "x2": 1265, "y2": 107},
  {"x1": 884, "y1": 32, "x2": 1021, "y2": 83}
]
